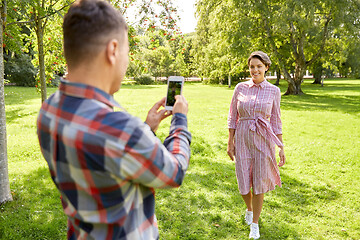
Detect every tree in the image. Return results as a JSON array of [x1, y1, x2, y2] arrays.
[[311, 60, 324, 84], [7, 0, 71, 102], [127, 25, 187, 80], [195, 0, 360, 94], [193, 0, 253, 85], [144, 46, 174, 80], [0, 0, 12, 205], [6, 0, 182, 101], [1, 0, 185, 204]]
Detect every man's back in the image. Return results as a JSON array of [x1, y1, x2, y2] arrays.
[[37, 80, 191, 239]]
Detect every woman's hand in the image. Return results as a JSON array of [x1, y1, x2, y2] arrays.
[[227, 142, 235, 161], [278, 147, 286, 167]]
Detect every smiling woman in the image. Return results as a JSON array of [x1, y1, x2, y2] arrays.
[[227, 51, 285, 239]]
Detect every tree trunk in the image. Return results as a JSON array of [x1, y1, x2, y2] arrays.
[[263, 17, 300, 95], [285, 62, 305, 95], [285, 25, 307, 95], [228, 73, 231, 88], [0, 0, 13, 204], [36, 16, 47, 102], [274, 67, 280, 86], [284, 78, 303, 95], [312, 76, 322, 84], [312, 61, 323, 84]]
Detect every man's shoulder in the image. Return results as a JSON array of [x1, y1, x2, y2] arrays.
[[100, 111, 143, 131], [40, 92, 146, 138]]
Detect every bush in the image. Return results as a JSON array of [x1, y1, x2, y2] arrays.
[[134, 74, 154, 85], [5, 54, 37, 87]]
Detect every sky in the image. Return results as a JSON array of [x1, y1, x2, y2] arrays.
[[125, 0, 197, 34], [173, 0, 197, 34]]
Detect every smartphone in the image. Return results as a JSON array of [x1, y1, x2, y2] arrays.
[[165, 76, 185, 111]]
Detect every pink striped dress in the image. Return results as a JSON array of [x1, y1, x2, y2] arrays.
[[228, 79, 283, 195]]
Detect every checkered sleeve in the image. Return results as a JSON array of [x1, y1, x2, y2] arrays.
[[107, 113, 191, 189]]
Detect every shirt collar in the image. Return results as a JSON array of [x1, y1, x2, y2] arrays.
[[246, 79, 267, 88], [59, 79, 122, 109]]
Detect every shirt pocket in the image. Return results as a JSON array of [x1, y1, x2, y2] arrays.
[[237, 92, 247, 102], [237, 93, 248, 110], [265, 100, 273, 115]]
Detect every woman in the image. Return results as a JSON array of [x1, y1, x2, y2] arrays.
[[227, 51, 286, 239]]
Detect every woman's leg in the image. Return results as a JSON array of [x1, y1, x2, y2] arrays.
[[241, 191, 253, 211], [252, 193, 264, 223]]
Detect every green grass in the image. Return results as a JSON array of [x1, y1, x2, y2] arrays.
[[1, 79, 360, 239]]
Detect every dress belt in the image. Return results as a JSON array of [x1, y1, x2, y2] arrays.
[[238, 117, 284, 147]]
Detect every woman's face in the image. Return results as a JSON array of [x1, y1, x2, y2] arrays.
[[249, 57, 268, 82]]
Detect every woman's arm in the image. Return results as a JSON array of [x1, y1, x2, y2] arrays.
[[271, 87, 286, 167], [227, 85, 240, 161], [227, 129, 236, 161], [276, 134, 286, 167]]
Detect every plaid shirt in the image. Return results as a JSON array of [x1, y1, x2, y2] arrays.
[[37, 80, 191, 240]]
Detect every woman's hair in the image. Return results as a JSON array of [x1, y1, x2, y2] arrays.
[[247, 51, 271, 67], [63, 0, 128, 69]]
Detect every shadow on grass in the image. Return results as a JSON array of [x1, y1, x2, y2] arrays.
[[5, 107, 38, 124], [4, 86, 52, 106], [279, 173, 340, 205], [277, 81, 360, 115], [0, 166, 66, 240], [156, 135, 341, 239], [260, 173, 340, 239], [281, 93, 360, 115]]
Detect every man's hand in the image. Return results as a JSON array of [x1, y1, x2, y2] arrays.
[[173, 95, 188, 115], [145, 97, 171, 133]]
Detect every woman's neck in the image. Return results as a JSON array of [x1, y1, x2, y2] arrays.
[[252, 78, 265, 85]]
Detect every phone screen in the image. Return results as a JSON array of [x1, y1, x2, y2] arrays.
[[166, 81, 183, 107]]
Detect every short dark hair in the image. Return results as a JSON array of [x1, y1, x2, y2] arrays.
[[63, 0, 128, 68]]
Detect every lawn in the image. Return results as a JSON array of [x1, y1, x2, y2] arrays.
[[1, 79, 359, 239]]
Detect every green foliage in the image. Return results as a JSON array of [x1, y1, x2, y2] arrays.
[[127, 29, 190, 79], [194, 0, 360, 92], [134, 74, 154, 85], [5, 0, 185, 92], [145, 46, 175, 78], [5, 54, 36, 87]]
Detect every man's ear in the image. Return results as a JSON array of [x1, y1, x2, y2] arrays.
[[106, 39, 119, 65]]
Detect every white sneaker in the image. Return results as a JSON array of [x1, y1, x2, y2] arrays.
[[245, 210, 253, 225], [249, 223, 260, 239]]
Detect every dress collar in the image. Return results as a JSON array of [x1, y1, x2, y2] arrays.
[[246, 79, 267, 88], [59, 79, 122, 109]]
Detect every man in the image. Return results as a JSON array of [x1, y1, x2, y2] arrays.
[[36, 0, 191, 239]]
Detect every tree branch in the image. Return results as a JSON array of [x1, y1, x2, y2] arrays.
[[306, 13, 332, 66], [263, 16, 293, 83], [206, 0, 223, 15], [5, 0, 75, 27], [299, 30, 306, 63], [6, 20, 34, 26], [289, 22, 299, 60]]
